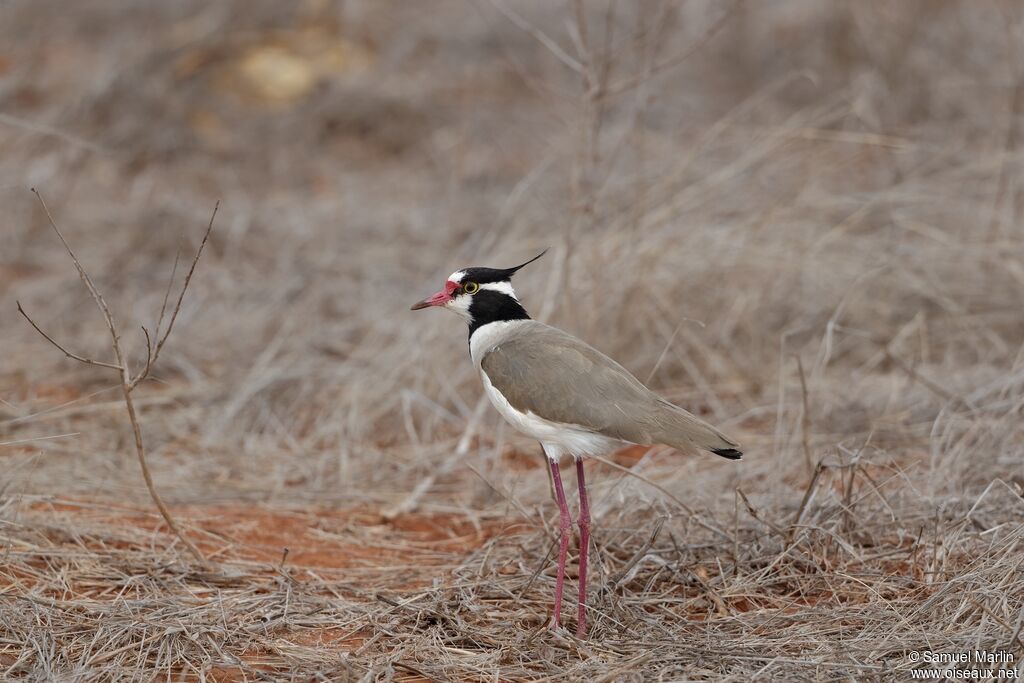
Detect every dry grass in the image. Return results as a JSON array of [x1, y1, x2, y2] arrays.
[[2, 0, 1024, 680]]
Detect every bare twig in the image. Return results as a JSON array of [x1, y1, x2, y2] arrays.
[[611, 516, 665, 588], [486, 0, 583, 73], [0, 432, 80, 448], [22, 189, 215, 565], [836, 323, 968, 407], [736, 488, 787, 538], [154, 247, 181, 344], [589, 453, 733, 544], [794, 355, 813, 476], [15, 302, 122, 371], [602, 0, 741, 98], [0, 112, 108, 153], [139, 326, 153, 379], [881, 345, 962, 406], [130, 202, 218, 391], [788, 460, 826, 542], [382, 398, 490, 520]]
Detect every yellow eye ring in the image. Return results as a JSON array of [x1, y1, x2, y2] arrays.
[[463, 281, 480, 294]]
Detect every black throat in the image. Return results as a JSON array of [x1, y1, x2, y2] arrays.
[[467, 289, 531, 340]]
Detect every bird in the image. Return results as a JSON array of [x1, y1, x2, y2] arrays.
[[411, 252, 741, 637]]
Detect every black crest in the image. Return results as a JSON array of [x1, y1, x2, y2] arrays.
[[459, 250, 547, 286]]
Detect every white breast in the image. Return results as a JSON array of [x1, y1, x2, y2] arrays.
[[468, 319, 526, 365], [470, 320, 622, 461]]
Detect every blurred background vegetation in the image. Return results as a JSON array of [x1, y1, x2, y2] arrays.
[[2, 1, 1023, 679], [4, 1, 1021, 499]]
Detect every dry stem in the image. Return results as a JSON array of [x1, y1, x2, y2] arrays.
[[17, 189, 216, 566]]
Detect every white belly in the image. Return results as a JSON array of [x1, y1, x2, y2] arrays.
[[478, 367, 621, 461]]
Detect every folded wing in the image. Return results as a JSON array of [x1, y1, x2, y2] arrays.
[[480, 322, 741, 459]]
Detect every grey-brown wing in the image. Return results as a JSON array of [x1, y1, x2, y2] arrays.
[[480, 326, 741, 456]]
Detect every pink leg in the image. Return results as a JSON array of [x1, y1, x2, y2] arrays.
[[575, 458, 591, 638], [549, 458, 572, 630]]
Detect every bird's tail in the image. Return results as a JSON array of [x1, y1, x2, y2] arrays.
[[651, 402, 742, 460]]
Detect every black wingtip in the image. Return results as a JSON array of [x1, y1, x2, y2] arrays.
[[712, 448, 743, 460]]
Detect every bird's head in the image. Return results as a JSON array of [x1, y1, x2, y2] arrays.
[[410, 251, 546, 324]]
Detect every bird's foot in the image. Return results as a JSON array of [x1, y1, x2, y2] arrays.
[[550, 615, 588, 640]]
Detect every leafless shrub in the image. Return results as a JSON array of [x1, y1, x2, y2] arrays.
[[16, 191, 217, 565]]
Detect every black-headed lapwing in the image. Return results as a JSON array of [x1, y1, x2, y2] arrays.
[[411, 252, 741, 637]]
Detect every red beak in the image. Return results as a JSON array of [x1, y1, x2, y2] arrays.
[[412, 280, 459, 310], [410, 290, 451, 310]]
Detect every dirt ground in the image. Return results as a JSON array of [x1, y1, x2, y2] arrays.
[[2, 1, 1024, 680]]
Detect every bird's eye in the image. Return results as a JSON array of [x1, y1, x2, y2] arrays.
[[463, 281, 480, 294]]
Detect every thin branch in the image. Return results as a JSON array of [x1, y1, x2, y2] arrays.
[[611, 516, 665, 588], [131, 202, 218, 391], [603, 0, 740, 99], [788, 460, 826, 542], [794, 354, 813, 476], [0, 112, 108, 153], [26, 189, 211, 566], [32, 189, 121, 347], [569, 0, 591, 85], [154, 246, 182, 343], [881, 346, 961, 405], [589, 453, 733, 544], [736, 488, 788, 538], [16, 302, 122, 371], [0, 432, 80, 448], [118, 360, 206, 565], [487, 0, 584, 74], [140, 326, 153, 380]]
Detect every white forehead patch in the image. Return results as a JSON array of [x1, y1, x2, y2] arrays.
[[448, 270, 466, 283]]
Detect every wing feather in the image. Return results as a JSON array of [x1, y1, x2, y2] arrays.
[[480, 323, 741, 458]]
